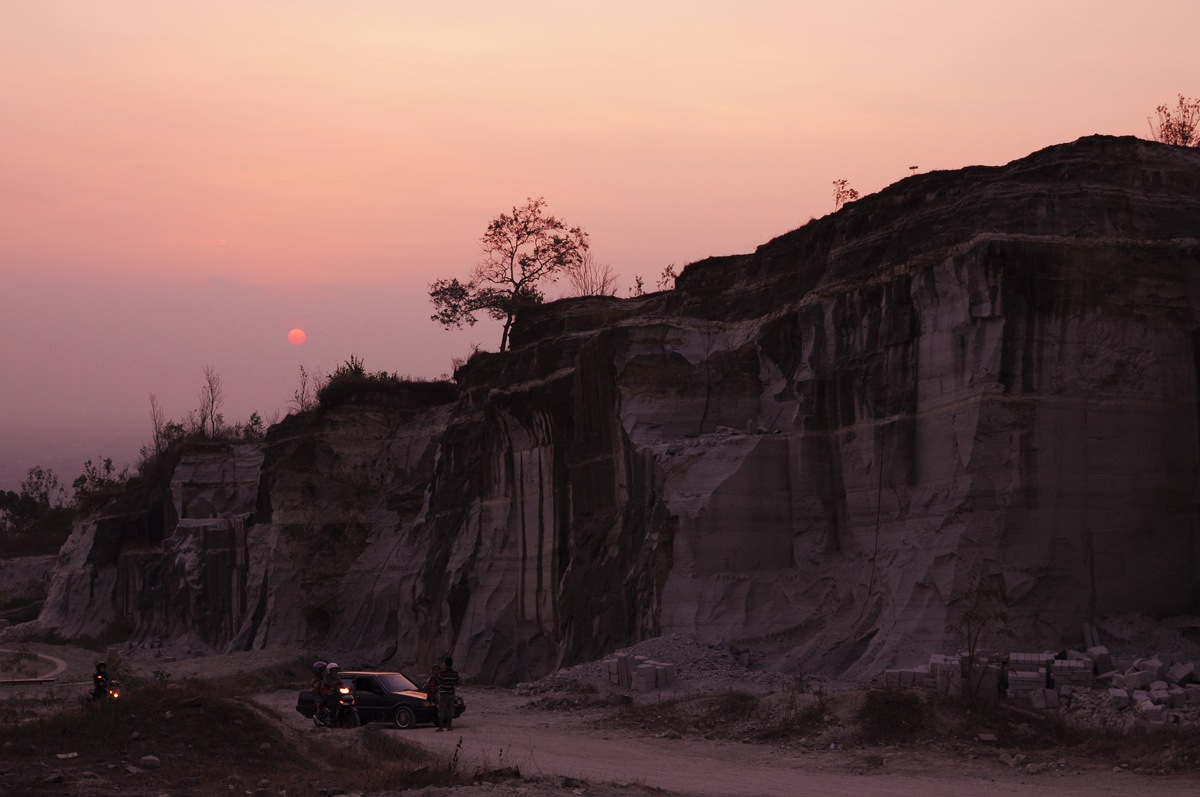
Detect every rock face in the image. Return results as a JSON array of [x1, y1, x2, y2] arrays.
[[0, 556, 55, 603], [31, 136, 1200, 683]]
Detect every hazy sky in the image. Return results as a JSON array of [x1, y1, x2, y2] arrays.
[[1, 1, 1196, 490]]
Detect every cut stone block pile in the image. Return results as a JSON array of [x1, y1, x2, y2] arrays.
[[885, 642, 1200, 731], [603, 653, 677, 691], [882, 653, 971, 698]]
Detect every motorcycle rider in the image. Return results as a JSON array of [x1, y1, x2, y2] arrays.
[[310, 660, 327, 720], [91, 661, 108, 701], [318, 662, 343, 724], [310, 661, 327, 696]]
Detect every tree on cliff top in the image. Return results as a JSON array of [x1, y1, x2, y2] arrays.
[[832, 179, 859, 210], [429, 197, 589, 352], [1148, 94, 1200, 146]]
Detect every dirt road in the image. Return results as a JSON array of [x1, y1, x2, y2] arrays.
[[5, 645, 1199, 796], [255, 686, 1199, 797]]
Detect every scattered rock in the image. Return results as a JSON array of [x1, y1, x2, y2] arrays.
[[139, 755, 161, 769]]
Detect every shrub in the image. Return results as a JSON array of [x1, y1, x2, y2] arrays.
[[855, 689, 930, 744], [317, 355, 458, 408]]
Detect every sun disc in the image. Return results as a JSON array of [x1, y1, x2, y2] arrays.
[[287, 328, 307, 346]]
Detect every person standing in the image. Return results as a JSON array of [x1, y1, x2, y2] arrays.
[[435, 656, 459, 731], [422, 665, 441, 728]]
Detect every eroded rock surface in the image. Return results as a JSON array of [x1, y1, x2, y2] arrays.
[[28, 136, 1200, 683]]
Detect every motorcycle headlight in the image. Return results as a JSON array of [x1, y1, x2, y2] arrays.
[[338, 686, 351, 694]]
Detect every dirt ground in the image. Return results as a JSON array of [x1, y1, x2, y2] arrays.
[[4, 642, 1200, 797], [253, 683, 1200, 797]]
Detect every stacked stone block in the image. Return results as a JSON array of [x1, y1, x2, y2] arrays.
[[880, 641, 1200, 731], [883, 653, 964, 698], [1052, 658, 1094, 688], [1007, 668, 1046, 702], [602, 653, 676, 691]]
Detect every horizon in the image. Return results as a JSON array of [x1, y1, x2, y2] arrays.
[[3, 1, 1198, 491]]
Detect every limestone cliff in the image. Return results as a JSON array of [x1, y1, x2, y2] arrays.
[[31, 136, 1200, 682]]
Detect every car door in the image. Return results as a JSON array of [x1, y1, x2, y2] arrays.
[[348, 675, 385, 721]]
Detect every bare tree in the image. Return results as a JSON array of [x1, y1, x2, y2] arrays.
[[198, 365, 224, 437], [429, 197, 589, 352], [833, 179, 859, 210], [566, 251, 619, 297], [148, 393, 166, 454], [657, 263, 678, 291], [1148, 94, 1200, 146], [289, 365, 320, 413], [946, 579, 1017, 709]]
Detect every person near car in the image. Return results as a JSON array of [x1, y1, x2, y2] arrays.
[[310, 660, 327, 698], [422, 664, 442, 727], [319, 662, 343, 722], [435, 657, 459, 731]]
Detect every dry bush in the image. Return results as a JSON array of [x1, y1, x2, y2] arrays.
[[607, 689, 762, 737], [748, 700, 827, 742], [523, 680, 625, 711], [1074, 726, 1200, 775], [706, 690, 759, 721], [855, 689, 931, 744]]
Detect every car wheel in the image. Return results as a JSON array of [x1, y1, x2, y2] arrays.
[[392, 706, 416, 729]]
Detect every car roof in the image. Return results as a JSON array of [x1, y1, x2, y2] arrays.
[[338, 671, 405, 677]]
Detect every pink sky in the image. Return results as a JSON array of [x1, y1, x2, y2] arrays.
[[1, 1, 1196, 490]]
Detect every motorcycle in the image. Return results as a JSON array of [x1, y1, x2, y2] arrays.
[[315, 685, 360, 728], [90, 676, 120, 702]]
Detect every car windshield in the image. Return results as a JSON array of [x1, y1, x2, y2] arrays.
[[374, 672, 418, 692]]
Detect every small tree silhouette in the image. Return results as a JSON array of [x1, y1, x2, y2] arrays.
[[832, 179, 859, 210], [657, 263, 678, 291], [566, 250, 618, 297], [946, 579, 1017, 709], [1148, 95, 1200, 146]]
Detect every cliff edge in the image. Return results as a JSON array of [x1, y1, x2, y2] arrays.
[[30, 136, 1200, 683]]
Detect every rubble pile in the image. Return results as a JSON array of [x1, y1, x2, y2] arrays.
[[885, 626, 1200, 734], [519, 634, 789, 697]]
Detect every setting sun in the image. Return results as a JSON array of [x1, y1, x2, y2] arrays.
[[287, 328, 307, 346]]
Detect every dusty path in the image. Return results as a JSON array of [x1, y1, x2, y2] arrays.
[[0, 648, 68, 680], [254, 686, 1199, 797]]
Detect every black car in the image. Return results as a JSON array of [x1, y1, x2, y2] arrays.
[[296, 671, 465, 729]]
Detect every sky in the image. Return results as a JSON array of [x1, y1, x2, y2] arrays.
[[1, 1, 1197, 491]]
